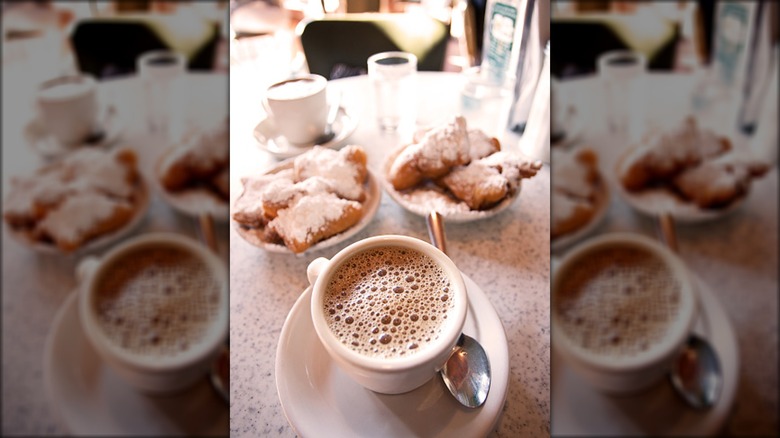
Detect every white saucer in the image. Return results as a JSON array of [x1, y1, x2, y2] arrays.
[[26, 105, 123, 161], [551, 107, 583, 149], [233, 160, 382, 255], [552, 272, 739, 436], [275, 273, 510, 437], [253, 106, 358, 159], [43, 292, 229, 436]]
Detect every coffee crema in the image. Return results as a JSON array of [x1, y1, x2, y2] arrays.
[[266, 78, 321, 100], [324, 247, 454, 359], [555, 247, 681, 357], [94, 246, 221, 357]]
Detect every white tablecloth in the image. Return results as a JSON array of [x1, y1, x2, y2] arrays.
[[229, 67, 552, 437], [554, 72, 778, 436], [1, 72, 228, 435]]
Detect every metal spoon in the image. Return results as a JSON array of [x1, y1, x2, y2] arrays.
[[426, 211, 491, 408], [657, 213, 722, 409]]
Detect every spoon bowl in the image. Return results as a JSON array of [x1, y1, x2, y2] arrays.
[[426, 211, 491, 408], [669, 334, 722, 410]]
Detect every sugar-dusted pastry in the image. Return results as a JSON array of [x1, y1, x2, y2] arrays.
[[551, 147, 602, 239], [3, 147, 142, 252], [672, 153, 770, 208], [159, 120, 229, 191], [620, 118, 731, 191], [388, 116, 470, 190], [232, 170, 294, 227], [467, 129, 501, 161], [267, 193, 363, 253], [210, 167, 230, 200], [294, 145, 367, 201], [552, 191, 596, 239], [62, 148, 139, 198], [34, 193, 134, 252], [440, 152, 541, 210], [553, 148, 599, 199]]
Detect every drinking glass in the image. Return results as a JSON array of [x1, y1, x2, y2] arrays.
[[459, 66, 514, 140], [598, 50, 647, 141], [137, 50, 186, 139], [367, 51, 417, 132]]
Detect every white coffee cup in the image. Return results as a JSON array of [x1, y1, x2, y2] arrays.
[[264, 74, 328, 145], [77, 233, 228, 394], [36, 74, 98, 146], [552, 233, 698, 394], [307, 235, 468, 394]]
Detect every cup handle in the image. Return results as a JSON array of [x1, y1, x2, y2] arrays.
[[76, 256, 100, 284], [307, 257, 330, 286]]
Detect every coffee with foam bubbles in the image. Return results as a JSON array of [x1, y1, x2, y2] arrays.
[[324, 246, 455, 359], [555, 246, 681, 357], [94, 246, 222, 357]]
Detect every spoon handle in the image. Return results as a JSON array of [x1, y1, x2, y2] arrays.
[[198, 213, 218, 253], [426, 211, 447, 255], [657, 212, 679, 253]]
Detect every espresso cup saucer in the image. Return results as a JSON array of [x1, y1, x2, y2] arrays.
[[253, 106, 358, 159], [551, 107, 583, 149], [275, 273, 510, 437], [26, 105, 123, 161], [551, 272, 738, 436], [43, 292, 228, 436]]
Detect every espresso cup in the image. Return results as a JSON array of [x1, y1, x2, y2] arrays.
[[36, 74, 98, 146], [552, 233, 698, 394], [307, 235, 468, 394], [264, 74, 328, 145], [77, 233, 228, 394]]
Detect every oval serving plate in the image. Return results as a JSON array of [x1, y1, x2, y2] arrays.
[[232, 159, 381, 255], [6, 177, 150, 256], [613, 147, 745, 223], [381, 146, 521, 223]]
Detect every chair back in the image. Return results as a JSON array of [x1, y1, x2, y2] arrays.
[[299, 13, 449, 79]]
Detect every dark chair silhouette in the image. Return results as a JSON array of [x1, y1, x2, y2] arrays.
[[298, 14, 450, 80], [71, 19, 220, 79], [551, 20, 678, 78]]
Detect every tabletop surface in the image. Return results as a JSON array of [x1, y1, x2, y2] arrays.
[[1, 72, 229, 435], [553, 73, 778, 436], [228, 68, 552, 437]]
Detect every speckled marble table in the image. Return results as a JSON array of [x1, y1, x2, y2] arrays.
[[2, 74, 229, 436], [229, 69, 551, 437], [552, 74, 778, 436]]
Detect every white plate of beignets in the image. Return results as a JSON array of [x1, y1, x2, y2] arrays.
[[232, 145, 381, 255], [615, 118, 770, 222], [3, 148, 150, 255], [551, 147, 609, 253], [155, 120, 229, 222], [383, 116, 542, 223]]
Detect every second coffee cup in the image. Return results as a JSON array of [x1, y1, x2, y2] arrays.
[[307, 235, 468, 394], [264, 74, 328, 145]]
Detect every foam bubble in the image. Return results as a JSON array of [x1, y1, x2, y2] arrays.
[[324, 247, 454, 359]]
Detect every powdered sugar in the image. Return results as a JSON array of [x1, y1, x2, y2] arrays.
[[271, 193, 359, 245], [294, 146, 365, 200]]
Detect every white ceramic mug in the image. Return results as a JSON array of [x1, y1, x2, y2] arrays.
[[36, 74, 98, 146], [77, 233, 228, 394], [307, 235, 468, 394], [264, 74, 328, 145], [552, 233, 698, 394]]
